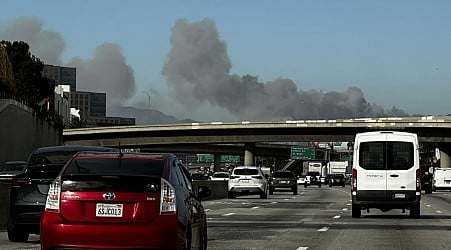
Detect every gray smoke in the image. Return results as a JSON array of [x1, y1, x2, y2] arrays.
[[0, 17, 65, 65], [162, 18, 408, 120], [0, 17, 136, 108], [67, 43, 136, 107]]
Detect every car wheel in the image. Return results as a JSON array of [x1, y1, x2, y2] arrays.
[[425, 185, 432, 194], [7, 226, 28, 243], [260, 192, 268, 199], [269, 188, 274, 195], [352, 205, 361, 218], [293, 186, 298, 195], [410, 204, 421, 218], [304, 184, 308, 188], [318, 184, 322, 188], [227, 191, 236, 199]]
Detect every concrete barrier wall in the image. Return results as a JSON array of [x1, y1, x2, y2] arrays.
[[192, 180, 228, 200], [0, 99, 62, 164]]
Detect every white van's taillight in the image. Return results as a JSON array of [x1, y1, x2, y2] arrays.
[[352, 169, 357, 192], [416, 169, 421, 191], [160, 179, 176, 215], [45, 176, 61, 213]]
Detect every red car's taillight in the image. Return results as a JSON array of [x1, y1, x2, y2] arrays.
[[45, 176, 61, 213], [160, 179, 176, 215], [352, 169, 357, 192]]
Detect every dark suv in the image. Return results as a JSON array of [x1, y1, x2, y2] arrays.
[[327, 174, 346, 187], [7, 145, 118, 242], [269, 171, 298, 195]]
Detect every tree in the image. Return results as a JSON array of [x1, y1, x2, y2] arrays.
[[0, 40, 54, 106], [0, 43, 16, 94]]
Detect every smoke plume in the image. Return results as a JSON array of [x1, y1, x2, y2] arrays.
[[162, 18, 408, 120], [0, 17, 136, 107], [67, 44, 136, 107], [0, 17, 65, 65]]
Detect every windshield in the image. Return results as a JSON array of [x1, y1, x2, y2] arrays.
[[233, 169, 259, 176], [2, 1, 449, 249]]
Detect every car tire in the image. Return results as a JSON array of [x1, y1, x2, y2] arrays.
[[352, 205, 361, 218], [260, 192, 268, 199], [304, 184, 308, 188], [293, 186, 298, 195], [318, 184, 322, 188], [269, 188, 274, 195], [7, 226, 28, 243], [227, 191, 236, 199], [410, 204, 421, 218], [329, 184, 332, 187]]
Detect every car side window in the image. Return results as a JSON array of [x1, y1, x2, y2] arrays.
[[172, 161, 187, 189], [178, 163, 194, 192]]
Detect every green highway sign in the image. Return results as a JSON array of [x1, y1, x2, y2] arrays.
[[291, 146, 315, 160], [197, 154, 241, 163]]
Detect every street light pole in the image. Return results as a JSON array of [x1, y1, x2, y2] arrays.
[[142, 90, 151, 124]]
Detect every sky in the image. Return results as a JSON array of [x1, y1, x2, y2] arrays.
[[1, 0, 450, 122]]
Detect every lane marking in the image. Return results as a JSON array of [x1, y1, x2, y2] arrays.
[[318, 227, 329, 232], [205, 209, 211, 212], [342, 208, 348, 211], [271, 201, 277, 204], [296, 247, 309, 250], [223, 213, 235, 216], [426, 205, 432, 207], [251, 206, 260, 209], [436, 210, 443, 214], [333, 215, 341, 219]]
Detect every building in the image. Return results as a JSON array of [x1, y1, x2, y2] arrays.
[[70, 91, 106, 119], [42, 65, 76, 91], [43, 64, 135, 128]]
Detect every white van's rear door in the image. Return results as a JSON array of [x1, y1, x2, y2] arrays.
[[385, 133, 417, 192]]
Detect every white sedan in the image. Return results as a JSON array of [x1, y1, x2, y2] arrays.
[[209, 171, 230, 181]]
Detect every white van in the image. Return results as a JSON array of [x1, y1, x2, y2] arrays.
[[433, 168, 451, 191], [351, 131, 421, 218]]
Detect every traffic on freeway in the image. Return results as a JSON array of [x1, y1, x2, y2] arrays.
[[2, 185, 451, 250]]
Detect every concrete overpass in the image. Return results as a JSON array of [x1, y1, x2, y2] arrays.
[[63, 116, 451, 168]]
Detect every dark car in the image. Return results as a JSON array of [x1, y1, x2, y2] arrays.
[[7, 145, 118, 242], [0, 161, 26, 183], [191, 172, 209, 180], [40, 152, 211, 250], [327, 174, 346, 187], [269, 171, 298, 195]]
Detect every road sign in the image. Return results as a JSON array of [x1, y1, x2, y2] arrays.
[[197, 154, 240, 163], [291, 146, 315, 160]]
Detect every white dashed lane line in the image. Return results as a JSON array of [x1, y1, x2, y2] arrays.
[[318, 227, 329, 232], [223, 213, 235, 216], [251, 206, 260, 209], [333, 215, 341, 219]]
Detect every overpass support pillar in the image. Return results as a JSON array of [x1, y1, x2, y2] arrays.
[[439, 143, 451, 168], [244, 143, 256, 166], [214, 153, 221, 172]]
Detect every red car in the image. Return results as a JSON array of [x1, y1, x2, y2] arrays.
[[40, 152, 211, 250]]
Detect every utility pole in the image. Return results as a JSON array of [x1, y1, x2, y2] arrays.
[[142, 90, 151, 124]]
